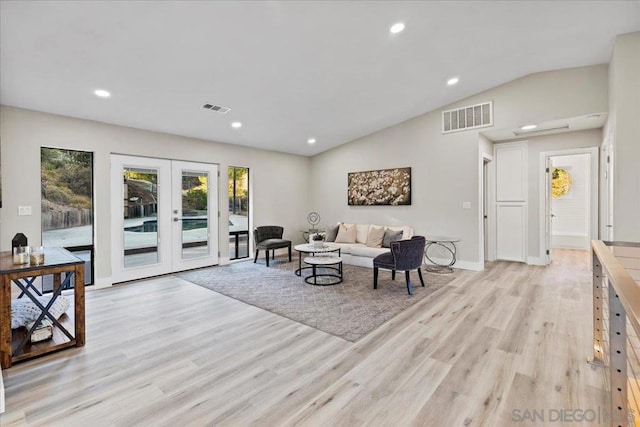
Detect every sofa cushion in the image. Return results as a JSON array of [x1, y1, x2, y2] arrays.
[[356, 224, 370, 244], [365, 226, 385, 248], [350, 245, 389, 258], [382, 229, 403, 248], [332, 243, 360, 254], [335, 223, 357, 243]]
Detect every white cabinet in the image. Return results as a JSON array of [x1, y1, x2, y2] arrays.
[[495, 142, 527, 262], [496, 203, 526, 261]]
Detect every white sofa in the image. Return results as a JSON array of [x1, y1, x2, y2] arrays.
[[313, 223, 414, 268]]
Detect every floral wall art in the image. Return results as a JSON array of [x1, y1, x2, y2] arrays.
[[347, 167, 411, 206]]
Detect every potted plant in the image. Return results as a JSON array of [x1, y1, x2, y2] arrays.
[[312, 232, 325, 249]]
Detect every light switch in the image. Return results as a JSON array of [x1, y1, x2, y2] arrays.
[[18, 206, 32, 216], [462, 202, 471, 209]]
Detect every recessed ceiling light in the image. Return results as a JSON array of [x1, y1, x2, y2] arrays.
[[520, 124, 537, 131], [307, 138, 316, 144], [94, 89, 111, 98], [390, 23, 405, 34], [231, 121, 242, 129], [447, 77, 459, 86]]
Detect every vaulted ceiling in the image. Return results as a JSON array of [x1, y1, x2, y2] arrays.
[[1, 1, 639, 156]]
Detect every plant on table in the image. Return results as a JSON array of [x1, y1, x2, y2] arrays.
[[312, 232, 325, 248]]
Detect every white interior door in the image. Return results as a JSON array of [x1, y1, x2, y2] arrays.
[[111, 155, 218, 283], [545, 157, 553, 264]]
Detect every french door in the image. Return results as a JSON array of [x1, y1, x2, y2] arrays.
[[111, 155, 218, 283]]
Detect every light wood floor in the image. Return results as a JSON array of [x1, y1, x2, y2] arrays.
[[0, 250, 607, 426]]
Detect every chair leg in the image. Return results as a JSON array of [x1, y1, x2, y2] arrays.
[[288, 244, 292, 261], [417, 268, 425, 287], [392, 270, 396, 281], [405, 270, 413, 295], [373, 267, 379, 289], [254, 249, 259, 263], [266, 250, 270, 267]]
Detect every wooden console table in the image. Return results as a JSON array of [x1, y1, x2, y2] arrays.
[[0, 247, 84, 368]]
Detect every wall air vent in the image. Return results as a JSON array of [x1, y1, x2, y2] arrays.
[[442, 101, 493, 134], [202, 103, 231, 114]]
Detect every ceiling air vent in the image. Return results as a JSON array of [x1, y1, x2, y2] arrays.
[[202, 103, 231, 114], [442, 101, 493, 134]]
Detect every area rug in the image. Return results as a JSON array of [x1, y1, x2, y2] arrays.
[[177, 257, 458, 342]]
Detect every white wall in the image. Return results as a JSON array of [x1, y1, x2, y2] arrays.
[[0, 106, 311, 286], [607, 32, 640, 242], [551, 153, 590, 249], [310, 65, 608, 269]]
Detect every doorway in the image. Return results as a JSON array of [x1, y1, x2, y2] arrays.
[[111, 155, 219, 283], [539, 147, 598, 264], [481, 153, 494, 263]]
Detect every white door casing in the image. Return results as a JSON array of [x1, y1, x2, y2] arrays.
[[538, 147, 599, 264], [545, 156, 553, 264]]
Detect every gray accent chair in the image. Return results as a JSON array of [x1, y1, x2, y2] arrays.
[[373, 235, 426, 295], [253, 226, 292, 267]]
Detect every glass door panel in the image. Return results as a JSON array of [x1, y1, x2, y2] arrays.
[[123, 167, 159, 268], [180, 170, 210, 259]]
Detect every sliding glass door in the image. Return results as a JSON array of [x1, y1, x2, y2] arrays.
[[111, 155, 218, 283]]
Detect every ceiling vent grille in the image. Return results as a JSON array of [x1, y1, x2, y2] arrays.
[[202, 103, 231, 114], [442, 101, 493, 134]]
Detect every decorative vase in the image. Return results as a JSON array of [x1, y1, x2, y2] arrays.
[[313, 240, 324, 249]]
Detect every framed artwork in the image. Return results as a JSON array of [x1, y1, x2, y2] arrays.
[[348, 167, 411, 206]]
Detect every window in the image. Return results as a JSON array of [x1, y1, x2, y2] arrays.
[[228, 167, 249, 260], [41, 147, 94, 287]]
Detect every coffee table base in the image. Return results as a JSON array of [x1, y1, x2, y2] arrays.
[[303, 257, 343, 286]]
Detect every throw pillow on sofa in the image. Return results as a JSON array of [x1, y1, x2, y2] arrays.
[[324, 225, 339, 242], [365, 226, 385, 248], [382, 229, 403, 248], [335, 223, 357, 243], [356, 224, 370, 244]]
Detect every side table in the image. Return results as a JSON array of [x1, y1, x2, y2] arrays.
[[424, 237, 460, 274], [0, 247, 85, 368]]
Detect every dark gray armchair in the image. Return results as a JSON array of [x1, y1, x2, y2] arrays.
[[373, 235, 426, 295], [253, 226, 292, 267]]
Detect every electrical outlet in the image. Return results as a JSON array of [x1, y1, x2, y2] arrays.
[[462, 202, 471, 209], [18, 206, 32, 216]]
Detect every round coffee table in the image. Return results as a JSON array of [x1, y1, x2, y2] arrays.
[[303, 256, 343, 285], [294, 243, 341, 276]]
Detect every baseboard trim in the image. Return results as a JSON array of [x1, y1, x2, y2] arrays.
[[426, 257, 484, 271], [92, 277, 113, 289], [219, 257, 230, 266], [527, 256, 546, 266]]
